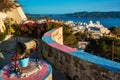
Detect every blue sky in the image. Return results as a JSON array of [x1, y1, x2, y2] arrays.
[[18, 0, 120, 14]]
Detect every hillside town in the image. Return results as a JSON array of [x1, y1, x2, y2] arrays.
[[35, 19, 111, 50], [64, 20, 110, 38], [36, 19, 110, 39]]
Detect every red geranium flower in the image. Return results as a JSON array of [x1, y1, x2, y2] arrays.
[[27, 22, 34, 25]]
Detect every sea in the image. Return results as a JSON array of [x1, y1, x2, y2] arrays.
[[30, 14, 120, 28], [49, 15, 120, 28]]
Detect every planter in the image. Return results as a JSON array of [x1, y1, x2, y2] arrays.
[[19, 57, 29, 67]]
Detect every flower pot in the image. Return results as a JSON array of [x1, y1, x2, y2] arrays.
[[19, 57, 29, 67]]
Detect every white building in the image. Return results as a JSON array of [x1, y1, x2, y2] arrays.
[[78, 41, 89, 50], [64, 21, 76, 27], [88, 21, 110, 34]]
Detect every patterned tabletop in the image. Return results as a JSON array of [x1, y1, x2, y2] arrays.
[[0, 59, 52, 80]]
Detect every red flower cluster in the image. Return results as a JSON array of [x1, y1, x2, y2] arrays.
[[19, 21, 38, 37], [20, 22, 37, 32], [0, 34, 2, 37], [8, 54, 18, 61], [18, 21, 61, 38]]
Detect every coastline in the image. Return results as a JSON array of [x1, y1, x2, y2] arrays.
[[26, 14, 120, 28]]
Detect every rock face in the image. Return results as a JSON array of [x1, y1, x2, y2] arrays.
[[0, 6, 27, 24], [0, 3, 27, 33], [0, 17, 5, 32]]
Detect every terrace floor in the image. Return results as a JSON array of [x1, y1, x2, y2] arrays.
[[53, 69, 68, 80]]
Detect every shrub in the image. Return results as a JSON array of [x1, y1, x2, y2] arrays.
[[4, 17, 16, 35], [18, 21, 60, 38], [0, 32, 7, 41]]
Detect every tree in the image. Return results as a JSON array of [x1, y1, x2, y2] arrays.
[[75, 31, 88, 41], [109, 26, 120, 37], [63, 25, 77, 48], [85, 36, 120, 62], [0, 0, 19, 12]]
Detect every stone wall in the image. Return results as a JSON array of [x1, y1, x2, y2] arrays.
[[42, 27, 120, 80]]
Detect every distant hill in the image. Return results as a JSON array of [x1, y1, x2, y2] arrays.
[[25, 13, 57, 18], [64, 11, 120, 18]]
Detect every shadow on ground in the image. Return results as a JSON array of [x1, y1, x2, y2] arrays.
[[52, 69, 68, 80]]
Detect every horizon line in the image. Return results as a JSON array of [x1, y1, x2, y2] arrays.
[[25, 11, 120, 15]]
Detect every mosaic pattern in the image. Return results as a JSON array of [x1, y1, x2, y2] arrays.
[[0, 59, 52, 80]]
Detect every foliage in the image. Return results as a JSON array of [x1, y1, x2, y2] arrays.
[[114, 47, 120, 62], [17, 21, 60, 38], [26, 14, 52, 21], [0, 0, 19, 12], [85, 36, 120, 62], [17, 21, 37, 37], [63, 25, 77, 48], [0, 32, 6, 41], [109, 26, 120, 37], [75, 31, 89, 41], [4, 17, 16, 35]]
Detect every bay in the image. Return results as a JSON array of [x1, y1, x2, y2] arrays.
[[49, 15, 120, 28]]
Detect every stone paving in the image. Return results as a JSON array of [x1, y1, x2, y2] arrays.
[[52, 69, 69, 80]]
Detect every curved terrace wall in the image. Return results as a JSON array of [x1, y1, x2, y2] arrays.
[[42, 27, 120, 80]]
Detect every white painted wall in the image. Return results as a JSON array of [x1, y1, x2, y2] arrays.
[[0, 6, 27, 32], [51, 27, 63, 45]]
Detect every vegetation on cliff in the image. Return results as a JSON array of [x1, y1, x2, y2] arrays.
[[0, 0, 19, 12]]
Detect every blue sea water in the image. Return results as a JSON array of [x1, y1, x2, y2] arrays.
[[49, 15, 120, 28]]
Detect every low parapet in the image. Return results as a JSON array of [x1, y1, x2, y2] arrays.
[[42, 27, 120, 80]]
